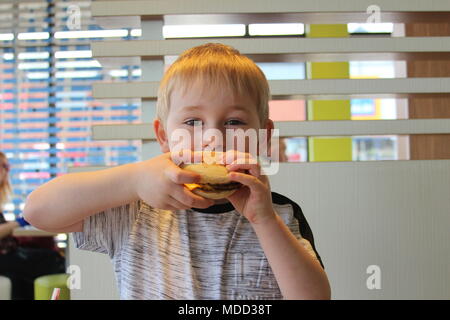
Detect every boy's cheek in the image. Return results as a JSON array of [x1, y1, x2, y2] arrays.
[[167, 134, 195, 158]]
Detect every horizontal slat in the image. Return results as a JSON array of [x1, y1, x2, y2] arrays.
[[91, 119, 450, 141], [277, 119, 450, 136], [99, 52, 450, 63], [91, 38, 450, 58], [270, 78, 450, 96], [92, 123, 155, 140], [93, 78, 450, 99], [96, 56, 141, 69], [93, 81, 158, 98], [162, 12, 450, 25], [91, 0, 450, 16], [93, 16, 141, 29]]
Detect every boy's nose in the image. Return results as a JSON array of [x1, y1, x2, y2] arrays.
[[201, 127, 226, 152], [202, 139, 224, 152]]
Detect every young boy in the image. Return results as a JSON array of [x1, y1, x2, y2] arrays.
[[23, 43, 331, 300]]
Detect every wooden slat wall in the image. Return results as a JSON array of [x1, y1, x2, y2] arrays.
[[406, 22, 450, 160]]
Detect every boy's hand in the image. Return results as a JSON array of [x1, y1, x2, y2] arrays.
[[134, 153, 214, 211], [224, 151, 276, 225]]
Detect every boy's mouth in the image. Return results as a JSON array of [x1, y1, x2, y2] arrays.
[[185, 182, 242, 192], [181, 159, 242, 200]]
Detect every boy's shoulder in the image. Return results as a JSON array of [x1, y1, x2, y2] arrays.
[[271, 191, 324, 268], [271, 191, 301, 206], [271, 191, 304, 217], [271, 191, 312, 229]]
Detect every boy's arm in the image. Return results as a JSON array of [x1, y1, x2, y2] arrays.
[[226, 155, 331, 300], [23, 153, 211, 233], [23, 163, 140, 232], [252, 214, 331, 300]]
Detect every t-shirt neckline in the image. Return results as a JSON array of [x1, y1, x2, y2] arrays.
[[191, 201, 235, 214]]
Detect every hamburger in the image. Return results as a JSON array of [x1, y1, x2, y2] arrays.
[[182, 162, 242, 200]]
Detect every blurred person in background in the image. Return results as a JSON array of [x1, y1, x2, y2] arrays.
[[0, 151, 65, 300]]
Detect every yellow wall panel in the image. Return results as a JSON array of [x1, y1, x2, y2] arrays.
[[306, 24, 352, 162], [308, 100, 351, 120], [308, 137, 353, 162]]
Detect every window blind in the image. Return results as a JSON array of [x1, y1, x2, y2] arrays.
[[0, 0, 141, 217]]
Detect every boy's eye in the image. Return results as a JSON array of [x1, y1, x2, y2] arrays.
[[184, 119, 203, 126], [225, 119, 245, 126]]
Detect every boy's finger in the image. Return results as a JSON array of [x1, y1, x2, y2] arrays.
[[228, 171, 264, 192], [224, 150, 258, 165], [174, 185, 215, 209], [226, 163, 261, 178], [165, 165, 201, 184], [169, 149, 199, 165], [168, 196, 191, 210]]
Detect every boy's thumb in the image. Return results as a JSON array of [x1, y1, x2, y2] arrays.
[[165, 165, 201, 184]]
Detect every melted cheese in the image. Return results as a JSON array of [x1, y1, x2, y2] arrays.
[[184, 183, 201, 191]]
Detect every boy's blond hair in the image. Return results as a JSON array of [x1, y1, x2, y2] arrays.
[[156, 43, 270, 125]]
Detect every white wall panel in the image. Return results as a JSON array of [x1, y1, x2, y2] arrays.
[[269, 160, 450, 299]]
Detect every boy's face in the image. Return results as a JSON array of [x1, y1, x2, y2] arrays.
[[155, 79, 273, 156]]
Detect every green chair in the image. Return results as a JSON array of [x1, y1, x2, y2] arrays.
[[34, 274, 70, 300]]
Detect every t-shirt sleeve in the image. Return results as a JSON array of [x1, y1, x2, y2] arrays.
[[72, 200, 140, 258], [272, 192, 325, 269], [292, 206, 325, 269]]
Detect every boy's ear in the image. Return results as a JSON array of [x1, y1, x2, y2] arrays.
[[153, 119, 170, 153], [265, 118, 275, 148]]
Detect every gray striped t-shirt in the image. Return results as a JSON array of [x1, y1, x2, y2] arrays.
[[73, 192, 323, 300]]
